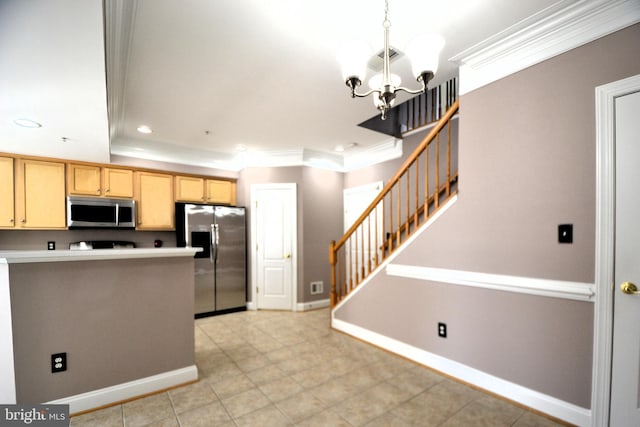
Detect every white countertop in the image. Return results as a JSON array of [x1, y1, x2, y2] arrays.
[[0, 247, 202, 264]]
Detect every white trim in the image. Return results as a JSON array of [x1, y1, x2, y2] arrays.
[[0, 248, 200, 264], [112, 140, 404, 174], [386, 264, 595, 302], [331, 317, 590, 426], [47, 365, 197, 414], [246, 301, 257, 311], [592, 74, 640, 427], [296, 299, 330, 311], [342, 138, 403, 172], [0, 263, 16, 404], [450, 0, 640, 95], [333, 195, 458, 312], [105, 0, 138, 139]]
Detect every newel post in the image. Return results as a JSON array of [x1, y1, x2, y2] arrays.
[[329, 240, 337, 308]]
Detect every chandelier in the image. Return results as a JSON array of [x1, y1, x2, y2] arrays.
[[337, 0, 444, 120]]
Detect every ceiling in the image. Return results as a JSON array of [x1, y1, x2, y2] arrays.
[[1, 0, 564, 171]]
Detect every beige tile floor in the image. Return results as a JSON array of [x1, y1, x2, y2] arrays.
[[70, 308, 566, 427]]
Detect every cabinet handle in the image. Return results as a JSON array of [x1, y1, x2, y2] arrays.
[[21, 218, 26, 223], [9, 218, 14, 223], [105, 188, 110, 193]]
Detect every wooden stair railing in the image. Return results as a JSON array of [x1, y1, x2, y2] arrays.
[[329, 99, 460, 308]]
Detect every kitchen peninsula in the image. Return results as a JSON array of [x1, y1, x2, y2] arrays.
[[0, 247, 200, 414]]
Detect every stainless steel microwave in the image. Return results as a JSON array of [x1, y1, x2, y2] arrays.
[[67, 196, 136, 229]]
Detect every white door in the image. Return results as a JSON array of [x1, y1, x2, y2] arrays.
[[610, 90, 640, 425], [343, 182, 383, 284], [251, 184, 296, 310]]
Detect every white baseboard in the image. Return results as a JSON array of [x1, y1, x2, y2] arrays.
[[296, 299, 330, 311], [331, 318, 590, 426], [247, 300, 329, 311], [47, 365, 198, 414]]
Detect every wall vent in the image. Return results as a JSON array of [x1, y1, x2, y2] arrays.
[[310, 281, 323, 295], [368, 47, 403, 72]]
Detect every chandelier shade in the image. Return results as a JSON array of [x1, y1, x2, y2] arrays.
[[405, 34, 445, 81], [336, 40, 372, 84]]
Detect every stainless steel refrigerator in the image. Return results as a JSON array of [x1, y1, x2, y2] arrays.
[[176, 203, 247, 318]]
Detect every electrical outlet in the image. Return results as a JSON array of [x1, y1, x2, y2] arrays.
[[438, 322, 447, 338], [51, 352, 67, 373], [47, 241, 55, 250]]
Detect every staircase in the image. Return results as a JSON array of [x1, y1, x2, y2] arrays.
[[329, 99, 460, 307]]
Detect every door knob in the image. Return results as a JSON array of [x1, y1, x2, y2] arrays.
[[285, 253, 291, 259], [620, 282, 640, 295]]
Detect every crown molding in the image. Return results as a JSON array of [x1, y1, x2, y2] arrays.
[[111, 136, 404, 173], [104, 0, 138, 140], [450, 0, 640, 95], [343, 138, 403, 171]]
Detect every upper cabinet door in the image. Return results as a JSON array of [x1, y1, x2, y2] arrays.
[[15, 159, 66, 229], [206, 179, 235, 205], [0, 157, 15, 227], [135, 171, 175, 230], [103, 168, 133, 198], [68, 164, 101, 196], [175, 176, 205, 202]]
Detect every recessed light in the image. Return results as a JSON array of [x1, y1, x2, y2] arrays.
[[334, 145, 345, 152], [13, 118, 42, 128], [137, 125, 152, 134]]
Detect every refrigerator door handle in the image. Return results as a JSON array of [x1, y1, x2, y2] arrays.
[[212, 223, 220, 264], [214, 224, 218, 264]]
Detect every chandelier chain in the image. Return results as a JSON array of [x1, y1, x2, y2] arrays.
[[383, 0, 390, 28]]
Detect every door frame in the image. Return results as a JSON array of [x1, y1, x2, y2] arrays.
[[249, 183, 298, 311], [592, 73, 640, 427]]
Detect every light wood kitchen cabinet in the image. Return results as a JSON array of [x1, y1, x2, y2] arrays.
[[103, 168, 134, 198], [175, 175, 236, 205], [15, 159, 66, 229], [0, 157, 15, 227], [134, 171, 174, 230], [68, 164, 133, 198], [206, 179, 235, 205], [175, 175, 205, 202]]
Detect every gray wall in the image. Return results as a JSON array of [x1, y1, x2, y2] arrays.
[[0, 229, 176, 251], [301, 167, 344, 301], [237, 166, 344, 304], [10, 257, 195, 403], [335, 23, 640, 409]]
